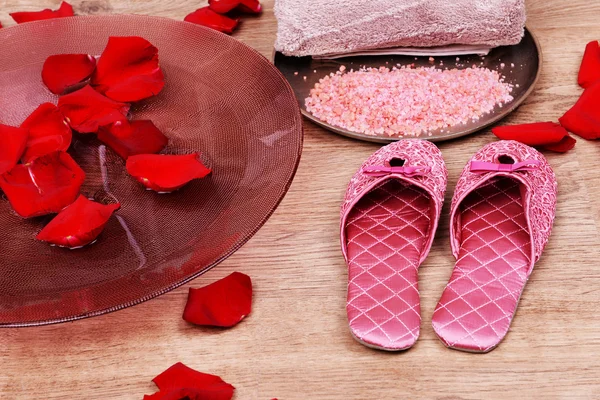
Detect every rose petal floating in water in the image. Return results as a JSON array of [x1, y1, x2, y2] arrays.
[[209, 0, 262, 14], [0, 124, 28, 175], [20, 103, 72, 162], [98, 120, 168, 160], [578, 41, 600, 89], [42, 54, 97, 95], [183, 272, 252, 328], [10, 1, 74, 24], [91, 36, 165, 102], [0, 151, 85, 218], [126, 153, 211, 192], [559, 82, 600, 140], [492, 122, 576, 153], [36, 195, 120, 248], [184, 7, 240, 34], [58, 85, 129, 133], [144, 362, 235, 400]]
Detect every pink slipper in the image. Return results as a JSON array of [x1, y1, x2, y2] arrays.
[[341, 140, 447, 350], [432, 140, 557, 353]]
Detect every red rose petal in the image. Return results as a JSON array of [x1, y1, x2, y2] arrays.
[[10, 1, 74, 24], [183, 272, 252, 327], [36, 195, 120, 248], [559, 82, 600, 140], [543, 134, 577, 153], [97, 120, 168, 160], [208, 0, 239, 13], [184, 7, 240, 34], [578, 41, 600, 89], [0, 151, 85, 218], [0, 124, 28, 175], [126, 153, 211, 192], [491, 121, 576, 152], [237, 0, 262, 13], [91, 36, 165, 102], [208, 0, 262, 14], [58, 85, 130, 133], [153, 363, 235, 393], [42, 54, 97, 95], [144, 387, 235, 400], [20, 103, 72, 162], [144, 362, 235, 400]]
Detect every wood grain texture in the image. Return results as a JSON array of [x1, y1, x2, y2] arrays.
[[1, 0, 600, 398]]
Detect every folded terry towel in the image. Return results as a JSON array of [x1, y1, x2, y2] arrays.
[[312, 44, 492, 60], [275, 0, 526, 57]]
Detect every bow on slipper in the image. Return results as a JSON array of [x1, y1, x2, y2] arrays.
[[362, 165, 431, 177], [470, 159, 541, 174]]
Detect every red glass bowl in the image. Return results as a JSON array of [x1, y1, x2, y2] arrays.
[[0, 15, 303, 327]]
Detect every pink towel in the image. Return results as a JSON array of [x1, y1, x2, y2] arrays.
[[274, 0, 526, 57]]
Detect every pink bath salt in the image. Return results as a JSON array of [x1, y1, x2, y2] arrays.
[[305, 66, 514, 137]]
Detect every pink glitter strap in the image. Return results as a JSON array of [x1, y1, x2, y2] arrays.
[[362, 165, 431, 178], [470, 159, 541, 174]]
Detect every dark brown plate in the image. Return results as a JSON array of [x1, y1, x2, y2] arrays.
[[274, 28, 541, 143], [0, 15, 303, 327]]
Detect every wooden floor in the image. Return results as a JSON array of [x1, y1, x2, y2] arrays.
[[1, 1, 599, 398]]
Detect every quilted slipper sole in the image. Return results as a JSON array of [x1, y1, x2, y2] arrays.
[[350, 331, 414, 352], [445, 288, 526, 354], [345, 179, 432, 351], [432, 176, 532, 353]]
